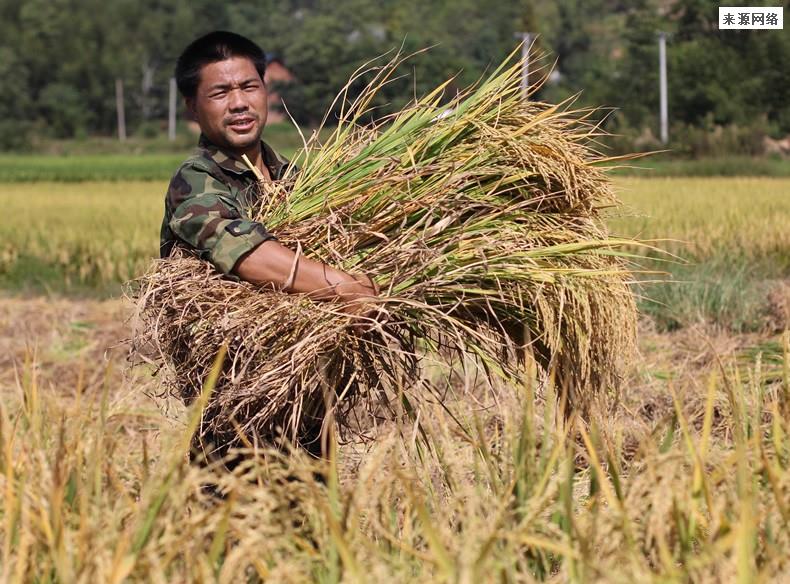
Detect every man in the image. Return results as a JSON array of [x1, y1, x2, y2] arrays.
[[161, 31, 378, 464]]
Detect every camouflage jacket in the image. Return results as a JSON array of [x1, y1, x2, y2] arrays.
[[160, 134, 293, 276]]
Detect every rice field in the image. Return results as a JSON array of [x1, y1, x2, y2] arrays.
[[0, 175, 788, 582], [1, 177, 786, 284], [0, 181, 162, 291], [1, 178, 787, 319], [611, 178, 789, 332], [611, 177, 790, 266]]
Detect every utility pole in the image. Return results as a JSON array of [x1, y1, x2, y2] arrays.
[[168, 77, 177, 141], [658, 32, 668, 144], [513, 32, 534, 100], [115, 78, 127, 142]]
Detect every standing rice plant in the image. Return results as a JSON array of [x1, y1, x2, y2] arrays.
[[3, 337, 789, 581], [132, 48, 639, 451]]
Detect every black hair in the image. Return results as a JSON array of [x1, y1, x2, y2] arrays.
[[175, 31, 267, 99]]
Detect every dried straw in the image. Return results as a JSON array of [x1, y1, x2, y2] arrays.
[[131, 49, 639, 452]]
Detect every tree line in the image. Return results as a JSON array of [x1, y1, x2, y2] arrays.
[[0, 0, 788, 154]]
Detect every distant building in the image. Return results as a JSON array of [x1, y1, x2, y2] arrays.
[[264, 54, 295, 124]]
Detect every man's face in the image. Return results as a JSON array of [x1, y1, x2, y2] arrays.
[[188, 56, 268, 153]]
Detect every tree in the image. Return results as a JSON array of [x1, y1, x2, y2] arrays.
[[0, 0, 787, 150]]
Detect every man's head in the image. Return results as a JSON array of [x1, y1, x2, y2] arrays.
[[176, 31, 268, 154]]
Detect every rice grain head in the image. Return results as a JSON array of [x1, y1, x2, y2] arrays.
[[131, 48, 639, 451]]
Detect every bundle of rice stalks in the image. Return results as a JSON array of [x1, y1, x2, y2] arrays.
[[132, 50, 638, 453]]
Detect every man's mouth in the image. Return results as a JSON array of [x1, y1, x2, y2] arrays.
[[226, 116, 257, 133]]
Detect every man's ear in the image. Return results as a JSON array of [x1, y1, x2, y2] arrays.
[[185, 98, 197, 121]]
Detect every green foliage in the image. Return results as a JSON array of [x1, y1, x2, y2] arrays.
[[669, 117, 774, 157], [0, 155, 186, 182], [2, 151, 788, 184], [0, 0, 788, 152], [533, 0, 790, 154], [0, 46, 33, 149], [638, 258, 776, 333], [268, 0, 523, 125], [39, 83, 92, 139], [0, 0, 225, 143]]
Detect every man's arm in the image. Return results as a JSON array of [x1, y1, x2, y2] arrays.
[[166, 162, 377, 302], [234, 240, 377, 301]]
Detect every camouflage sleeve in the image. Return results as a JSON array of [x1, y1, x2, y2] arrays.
[[166, 162, 276, 275]]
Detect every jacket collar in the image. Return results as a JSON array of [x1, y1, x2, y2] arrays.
[[197, 134, 291, 180]]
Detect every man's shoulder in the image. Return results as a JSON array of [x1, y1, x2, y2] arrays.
[[171, 149, 224, 182], [165, 152, 230, 209], [165, 136, 294, 206]]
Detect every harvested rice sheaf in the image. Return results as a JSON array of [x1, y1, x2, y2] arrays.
[[132, 51, 639, 452]]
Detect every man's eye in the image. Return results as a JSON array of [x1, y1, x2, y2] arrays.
[[243, 84, 259, 91], [210, 91, 227, 99]]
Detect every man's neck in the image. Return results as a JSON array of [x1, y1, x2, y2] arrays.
[[199, 134, 272, 179]]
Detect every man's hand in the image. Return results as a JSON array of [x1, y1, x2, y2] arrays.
[[335, 272, 379, 300], [336, 273, 385, 334]]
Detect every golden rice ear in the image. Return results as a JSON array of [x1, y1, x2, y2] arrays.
[[131, 48, 639, 449]]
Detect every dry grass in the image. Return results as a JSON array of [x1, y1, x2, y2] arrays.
[[0, 297, 788, 582]]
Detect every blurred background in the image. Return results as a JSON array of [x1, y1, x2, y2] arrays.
[[0, 0, 788, 169]]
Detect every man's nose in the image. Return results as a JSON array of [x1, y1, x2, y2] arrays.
[[227, 88, 248, 111]]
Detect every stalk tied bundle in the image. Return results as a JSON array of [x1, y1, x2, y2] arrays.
[[131, 48, 639, 453]]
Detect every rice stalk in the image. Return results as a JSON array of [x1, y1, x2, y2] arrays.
[[131, 48, 639, 451]]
